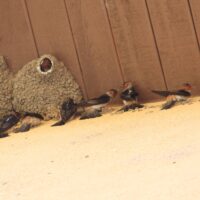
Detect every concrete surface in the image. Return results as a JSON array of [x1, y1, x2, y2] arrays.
[[0, 99, 200, 200]]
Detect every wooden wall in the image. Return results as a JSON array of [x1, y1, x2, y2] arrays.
[[1, 0, 200, 101]]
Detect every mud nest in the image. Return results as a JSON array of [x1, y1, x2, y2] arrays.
[[12, 55, 83, 120], [0, 56, 13, 118]]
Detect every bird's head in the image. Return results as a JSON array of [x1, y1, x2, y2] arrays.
[[182, 83, 192, 92], [106, 89, 118, 98], [122, 81, 133, 90]]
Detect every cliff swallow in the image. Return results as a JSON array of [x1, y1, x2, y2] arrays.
[[14, 113, 44, 133], [152, 83, 192, 110], [0, 113, 20, 135], [119, 81, 144, 112], [80, 89, 118, 119], [52, 98, 77, 126]]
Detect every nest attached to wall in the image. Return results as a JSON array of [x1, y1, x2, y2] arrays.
[[12, 54, 83, 120], [0, 56, 13, 118]]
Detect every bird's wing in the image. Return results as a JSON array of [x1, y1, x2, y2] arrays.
[[24, 112, 44, 120], [161, 100, 176, 110], [174, 90, 191, 97], [51, 120, 65, 127], [62, 103, 77, 120], [121, 88, 138, 101], [52, 99, 77, 127], [0, 132, 9, 138], [14, 124, 31, 133], [152, 89, 191, 97], [80, 110, 102, 120], [0, 115, 20, 133], [85, 95, 110, 106]]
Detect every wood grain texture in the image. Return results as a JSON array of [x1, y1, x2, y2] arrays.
[[189, 0, 200, 50], [146, 0, 200, 94], [0, 0, 37, 71], [1, 0, 200, 101], [25, 0, 87, 97], [104, 0, 167, 101], [65, 0, 124, 98]]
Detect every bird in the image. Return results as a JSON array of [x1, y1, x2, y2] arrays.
[[14, 113, 44, 133], [80, 89, 118, 120], [119, 81, 144, 112], [152, 83, 192, 110], [0, 113, 20, 135], [52, 98, 78, 126]]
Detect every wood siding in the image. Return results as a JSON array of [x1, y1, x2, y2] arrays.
[[0, 0, 200, 101]]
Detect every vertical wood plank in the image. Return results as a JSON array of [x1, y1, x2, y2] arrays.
[[188, 0, 200, 50], [146, 0, 200, 94], [65, 0, 124, 98], [0, 1, 37, 71], [25, 0, 87, 97], [105, 0, 167, 101]]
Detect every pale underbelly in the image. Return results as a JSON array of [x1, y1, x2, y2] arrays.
[[175, 95, 187, 101], [123, 100, 137, 106]]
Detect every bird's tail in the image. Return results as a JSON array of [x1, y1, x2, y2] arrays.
[[152, 90, 169, 97], [152, 90, 163, 95], [116, 107, 125, 113], [0, 132, 9, 138], [51, 120, 65, 127], [80, 110, 102, 120], [133, 103, 144, 109]]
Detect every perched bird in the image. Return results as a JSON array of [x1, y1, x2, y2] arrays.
[[80, 89, 118, 120], [152, 83, 192, 110], [0, 113, 20, 135], [14, 113, 44, 133], [52, 98, 77, 126], [119, 81, 144, 112]]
